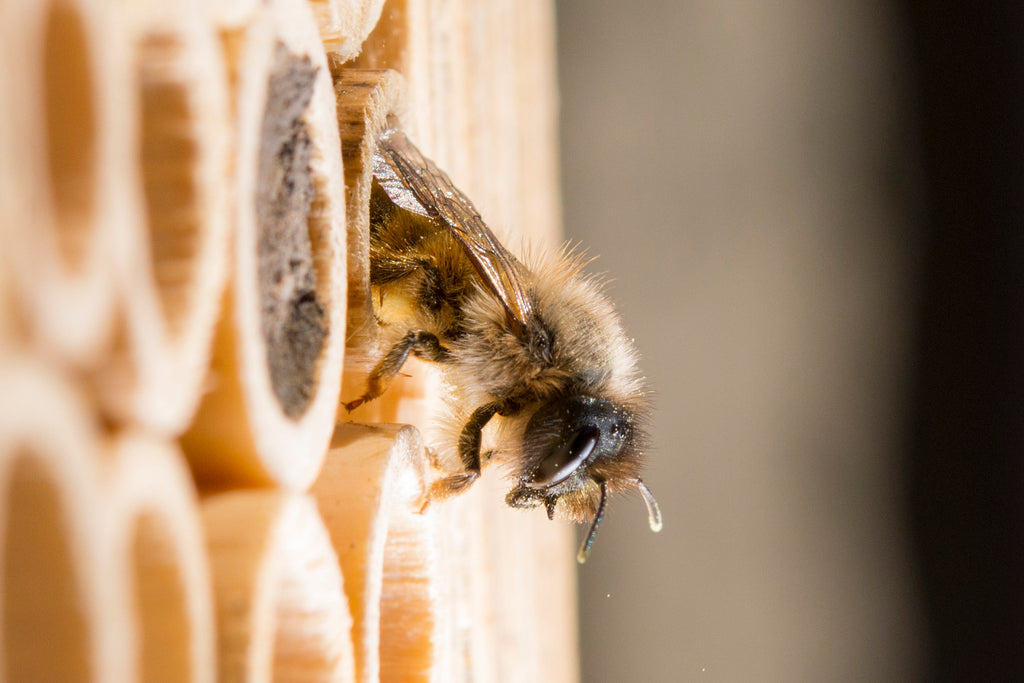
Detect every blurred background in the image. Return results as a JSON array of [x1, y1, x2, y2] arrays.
[[558, 2, 1024, 680]]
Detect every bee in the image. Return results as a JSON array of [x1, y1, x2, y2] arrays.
[[344, 128, 662, 562]]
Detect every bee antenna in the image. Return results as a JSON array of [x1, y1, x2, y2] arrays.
[[577, 480, 609, 564], [636, 479, 663, 533]]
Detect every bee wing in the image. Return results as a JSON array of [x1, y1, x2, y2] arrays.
[[373, 128, 535, 334]]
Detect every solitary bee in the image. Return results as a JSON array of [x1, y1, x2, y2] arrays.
[[345, 128, 662, 562]]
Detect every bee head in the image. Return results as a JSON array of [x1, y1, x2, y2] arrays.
[[518, 395, 633, 487], [505, 395, 662, 562]]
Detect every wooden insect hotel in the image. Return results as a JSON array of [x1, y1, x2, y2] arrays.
[[0, 0, 577, 680]]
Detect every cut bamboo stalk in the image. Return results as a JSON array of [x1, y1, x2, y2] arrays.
[[182, 0, 348, 489], [202, 491, 357, 683], [330, 2, 579, 681], [102, 433, 216, 683], [330, 68, 403, 356], [204, 0, 259, 29], [0, 241, 13, 354], [328, 67, 439, 426], [311, 423, 444, 683], [0, 44, 14, 351], [0, 0, 130, 367], [349, 0, 437, 152], [94, 0, 232, 436], [309, 0, 387, 61], [461, 4, 579, 679], [350, 0, 475, 180], [462, 0, 562, 249], [0, 358, 116, 683], [508, 0, 563, 251]]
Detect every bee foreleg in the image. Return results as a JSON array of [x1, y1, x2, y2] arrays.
[[343, 331, 451, 411], [426, 400, 509, 502], [456, 401, 504, 471], [505, 485, 545, 509]]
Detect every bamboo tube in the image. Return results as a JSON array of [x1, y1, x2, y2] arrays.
[[461, 0, 562, 249], [330, 68, 403, 355], [202, 491, 357, 683], [102, 433, 215, 683], [203, 0, 259, 29], [352, 0, 559, 245], [94, 0, 232, 436], [0, 242, 13, 354], [459, 4, 578, 679], [0, 358, 117, 683], [0, 50, 14, 351], [349, 0, 438, 154], [328, 67, 440, 426], [309, 0, 386, 61], [0, 0, 130, 367], [182, 0, 348, 490], [329, 2, 578, 680], [311, 423, 444, 683], [314, 425, 577, 683]]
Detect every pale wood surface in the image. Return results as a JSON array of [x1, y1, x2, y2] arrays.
[[329, 67, 440, 427], [333, 1, 578, 680], [312, 423, 438, 683], [96, 0, 232, 436], [0, 360, 219, 683], [202, 490, 357, 683], [182, 0, 348, 490], [0, 0, 128, 367], [0, 1, 576, 681], [102, 433, 216, 683], [309, 0, 386, 60], [0, 359, 117, 683]]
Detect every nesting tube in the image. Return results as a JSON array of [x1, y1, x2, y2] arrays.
[[329, 67, 438, 425], [308, 0, 387, 61], [0, 0, 129, 366], [0, 359, 115, 682], [183, 0, 348, 489], [312, 424, 443, 683], [102, 434, 216, 683], [329, 68, 403, 343], [348, 0, 437, 149], [202, 491, 357, 683], [95, 0, 232, 436], [0, 245, 13, 353], [0, 69, 14, 350]]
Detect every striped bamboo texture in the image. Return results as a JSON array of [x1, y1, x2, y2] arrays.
[[0, 0, 575, 681]]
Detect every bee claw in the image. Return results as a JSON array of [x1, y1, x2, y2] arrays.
[[427, 471, 480, 503], [505, 485, 544, 509], [342, 397, 365, 413], [418, 470, 478, 514]]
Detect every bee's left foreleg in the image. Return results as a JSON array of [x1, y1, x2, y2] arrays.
[[506, 486, 559, 520], [343, 331, 451, 411], [426, 400, 509, 503]]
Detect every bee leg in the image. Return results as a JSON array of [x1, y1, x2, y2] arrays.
[[426, 400, 508, 502], [505, 485, 544, 509], [343, 331, 451, 411]]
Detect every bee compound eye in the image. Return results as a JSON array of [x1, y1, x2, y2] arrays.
[[530, 425, 600, 487]]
